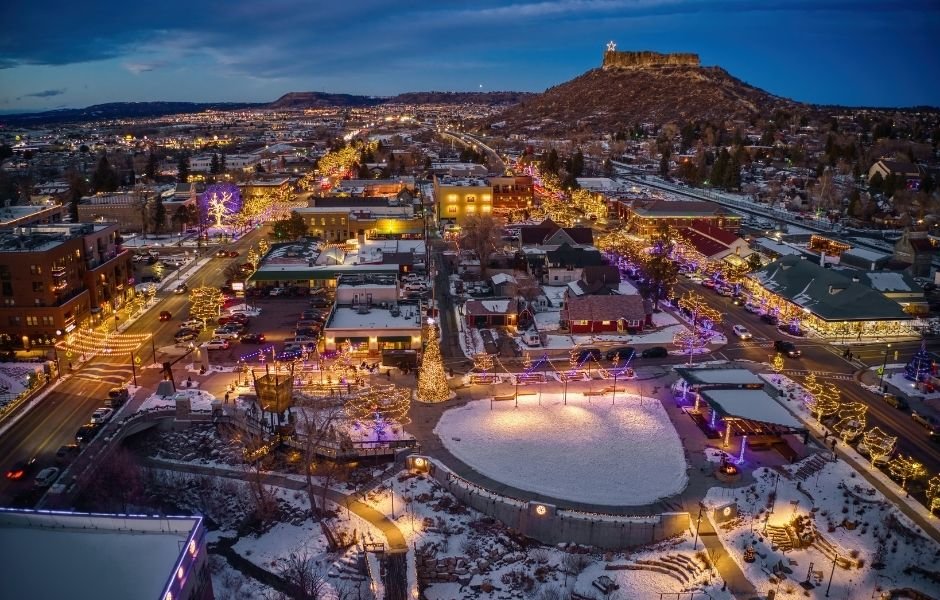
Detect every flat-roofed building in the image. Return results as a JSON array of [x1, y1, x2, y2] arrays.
[[77, 189, 160, 233], [619, 199, 741, 237], [434, 175, 492, 225], [0, 222, 133, 347], [0, 508, 212, 600]]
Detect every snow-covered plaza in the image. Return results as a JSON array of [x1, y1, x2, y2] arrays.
[[434, 392, 689, 506]]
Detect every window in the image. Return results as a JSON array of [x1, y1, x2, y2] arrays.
[[30, 265, 42, 275], [26, 316, 39, 326], [3, 298, 13, 306], [42, 316, 54, 326], [330, 217, 336, 225], [465, 205, 476, 213], [33, 282, 45, 293], [465, 195, 476, 204], [320, 218, 326, 226], [8, 316, 20, 326], [575, 320, 590, 326], [446, 206, 458, 215]]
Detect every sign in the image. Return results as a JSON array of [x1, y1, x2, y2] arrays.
[[231, 282, 245, 291]]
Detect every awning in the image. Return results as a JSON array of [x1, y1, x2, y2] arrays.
[[380, 336, 413, 343], [700, 389, 803, 430]]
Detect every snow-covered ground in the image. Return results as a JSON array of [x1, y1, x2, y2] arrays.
[[362, 470, 730, 600], [884, 370, 940, 400], [703, 458, 940, 599], [0, 362, 45, 397], [138, 387, 218, 412], [434, 393, 688, 505]]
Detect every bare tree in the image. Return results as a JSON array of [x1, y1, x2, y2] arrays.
[[293, 393, 346, 519], [459, 214, 502, 277]]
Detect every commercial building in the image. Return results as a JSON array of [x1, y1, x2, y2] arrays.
[[489, 175, 534, 217], [745, 255, 915, 339], [618, 199, 741, 237], [323, 274, 423, 352], [434, 175, 492, 225], [0, 222, 133, 347], [0, 508, 213, 600], [560, 293, 647, 333], [0, 202, 67, 229], [77, 189, 160, 233]]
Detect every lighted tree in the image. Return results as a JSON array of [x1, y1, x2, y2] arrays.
[[906, 342, 934, 382], [927, 475, 940, 513], [832, 402, 867, 441], [862, 427, 897, 466], [772, 354, 785, 374], [247, 248, 260, 270], [806, 383, 840, 421], [189, 286, 224, 325], [801, 373, 822, 405], [888, 455, 926, 491], [417, 322, 449, 402], [345, 383, 411, 428], [200, 183, 243, 228], [151, 261, 165, 282], [258, 238, 270, 258], [673, 328, 710, 365]]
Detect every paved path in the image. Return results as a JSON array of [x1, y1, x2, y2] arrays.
[[143, 457, 407, 550]]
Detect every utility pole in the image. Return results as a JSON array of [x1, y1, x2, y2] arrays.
[[692, 502, 705, 550]]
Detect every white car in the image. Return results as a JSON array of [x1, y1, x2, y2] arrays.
[[34, 467, 60, 488], [181, 319, 204, 331], [744, 302, 761, 314], [213, 328, 241, 340], [689, 275, 704, 284], [732, 325, 753, 340], [204, 338, 230, 350], [269, 287, 288, 296], [403, 282, 427, 292], [90, 407, 114, 424]]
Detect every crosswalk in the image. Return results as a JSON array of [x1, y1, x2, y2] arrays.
[[71, 363, 133, 387], [780, 369, 854, 381]]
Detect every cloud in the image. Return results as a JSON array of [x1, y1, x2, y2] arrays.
[[123, 61, 165, 74], [17, 89, 66, 100]]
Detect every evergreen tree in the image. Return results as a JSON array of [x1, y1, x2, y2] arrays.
[[568, 150, 585, 178], [659, 148, 671, 178], [543, 148, 560, 175], [91, 155, 119, 192], [177, 153, 190, 183], [210, 153, 220, 175], [219, 153, 226, 172], [151, 196, 167, 234], [710, 148, 730, 187], [725, 150, 741, 190], [417, 324, 449, 403], [145, 152, 157, 181]]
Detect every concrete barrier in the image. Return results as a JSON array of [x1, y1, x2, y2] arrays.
[[423, 457, 690, 550]]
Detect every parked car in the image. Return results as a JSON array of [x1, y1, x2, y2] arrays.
[[308, 297, 332, 308], [744, 302, 761, 313], [159, 310, 172, 321], [34, 467, 60, 488], [575, 348, 602, 362], [269, 287, 288, 296], [774, 340, 801, 357], [522, 330, 541, 347], [218, 314, 249, 326], [240, 333, 266, 344], [204, 338, 231, 351], [173, 283, 188, 294], [213, 328, 241, 340], [717, 286, 734, 296], [604, 347, 636, 361], [732, 325, 753, 340], [55, 444, 81, 463], [6, 457, 38, 481], [90, 407, 114, 425], [912, 411, 940, 435], [181, 319, 204, 330], [881, 393, 909, 410], [175, 329, 198, 342], [228, 251, 239, 258], [701, 279, 717, 289], [641, 346, 669, 359], [106, 387, 129, 408], [75, 423, 101, 444]]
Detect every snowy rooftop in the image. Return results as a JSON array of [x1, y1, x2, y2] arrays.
[[327, 306, 422, 331], [0, 509, 201, 600], [700, 389, 803, 429], [676, 368, 763, 385], [863, 271, 917, 292]]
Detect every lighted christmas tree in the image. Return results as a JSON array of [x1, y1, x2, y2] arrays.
[[905, 342, 934, 382], [801, 372, 821, 408], [417, 321, 449, 403], [926, 475, 940, 513], [346, 383, 411, 426]]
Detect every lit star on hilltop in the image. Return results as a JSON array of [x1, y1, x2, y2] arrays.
[[606, 40, 617, 52]]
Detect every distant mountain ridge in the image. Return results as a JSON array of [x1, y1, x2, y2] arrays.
[[2, 90, 536, 126], [0, 101, 266, 126]]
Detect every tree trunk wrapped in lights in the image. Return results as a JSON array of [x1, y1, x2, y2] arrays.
[[861, 427, 897, 466], [188, 286, 225, 325], [926, 475, 940, 513], [832, 402, 867, 442], [888, 455, 926, 491], [805, 382, 840, 421], [417, 323, 450, 403], [801, 372, 821, 407]]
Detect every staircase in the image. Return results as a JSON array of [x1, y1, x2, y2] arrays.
[[792, 454, 829, 481]]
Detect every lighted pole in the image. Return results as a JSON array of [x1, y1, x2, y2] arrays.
[[825, 553, 839, 597], [692, 502, 705, 550], [130, 352, 138, 387], [879, 343, 892, 392]]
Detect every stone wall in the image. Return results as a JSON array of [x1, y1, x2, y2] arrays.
[[602, 50, 700, 70], [424, 458, 690, 550]]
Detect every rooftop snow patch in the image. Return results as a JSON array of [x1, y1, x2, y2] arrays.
[[700, 389, 803, 429]]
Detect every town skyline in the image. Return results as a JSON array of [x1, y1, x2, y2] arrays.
[[1, 0, 939, 112]]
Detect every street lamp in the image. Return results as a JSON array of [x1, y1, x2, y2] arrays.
[[879, 343, 892, 392]]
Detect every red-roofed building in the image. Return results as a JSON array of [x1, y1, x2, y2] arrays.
[[677, 219, 752, 263], [464, 299, 518, 328], [559, 294, 647, 334]]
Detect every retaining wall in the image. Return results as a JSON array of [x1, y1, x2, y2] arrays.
[[424, 459, 690, 550]]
